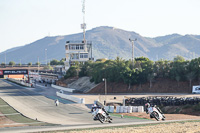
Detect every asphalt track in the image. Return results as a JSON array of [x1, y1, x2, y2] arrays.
[[0, 79, 151, 133]]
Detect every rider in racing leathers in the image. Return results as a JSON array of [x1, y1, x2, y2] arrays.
[[145, 103, 163, 116], [92, 100, 110, 117]]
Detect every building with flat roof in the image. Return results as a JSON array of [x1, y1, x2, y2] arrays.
[[65, 40, 93, 70]]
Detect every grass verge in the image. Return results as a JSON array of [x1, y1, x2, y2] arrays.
[[0, 98, 54, 126], [110, 113, 150, 120]]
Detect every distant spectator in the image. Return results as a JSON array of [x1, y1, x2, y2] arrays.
[[55, 99, 59, 106]]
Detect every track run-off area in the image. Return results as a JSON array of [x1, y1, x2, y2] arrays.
[[0, 79, 200, 133]]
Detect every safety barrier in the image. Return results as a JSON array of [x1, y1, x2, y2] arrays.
[[56, 92, 85, 104], [125, 96, 200, 106], [51, 84, 75, 93], [116, 106, 144, 113], [7, 78, 32, 87], [104, 106, 114, 113]]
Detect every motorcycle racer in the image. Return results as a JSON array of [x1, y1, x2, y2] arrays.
[[145, 103, 165, 120]]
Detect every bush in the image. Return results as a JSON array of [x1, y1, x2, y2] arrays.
[[64, 66, 78, 79], [182, 104, 191, 109], [193, 103, 200, 111]]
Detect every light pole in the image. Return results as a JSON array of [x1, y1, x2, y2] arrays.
[[102, 78, 107, 105], [45, 49, 47, 65], [5, 52, 6, 65], [37, 56, 40, 73], [129, 38, 137, 66]]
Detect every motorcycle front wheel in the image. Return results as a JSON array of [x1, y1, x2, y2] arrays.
[[97, 113, 105, 123], [153, 111, 160, 121]]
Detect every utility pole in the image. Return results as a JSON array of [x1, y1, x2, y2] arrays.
[[102, 78, 107, 105], [5, 52, 6, 65], [37, 57, 40, 73], [45, 49, 47, 65], [81, 0, 87, 52], [129, 38, 137, 66]]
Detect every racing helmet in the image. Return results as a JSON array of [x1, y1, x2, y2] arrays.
[[145, 103, 150, 108]]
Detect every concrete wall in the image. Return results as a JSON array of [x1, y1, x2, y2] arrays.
[[7, 78, 32, 87], [56, 92, 85, 104], [51, 84, 75, 92]]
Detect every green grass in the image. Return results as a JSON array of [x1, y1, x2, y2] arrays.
[[193, 103, 200, 111], [0, 106, 18, 114], [0, 98, 7, 105], [0, 97, 54, 126], [6, 114, 37, 123], [110, 113, 150, 120]]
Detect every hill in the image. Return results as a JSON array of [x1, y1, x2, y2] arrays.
[[0, 26, 200, 64]]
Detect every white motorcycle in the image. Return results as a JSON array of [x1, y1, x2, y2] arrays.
[[145, 103, 165, 121], [92, 108, 112, 123]]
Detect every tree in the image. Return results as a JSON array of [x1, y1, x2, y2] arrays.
[[1, 62, 5, 66], [9, 61, 15, 67], [44, 65, 53, 71], [50, 58, 65, 65], [147, 73, 155, 88], [35, 62, 40, 66], [50, 59, 59, 65], [175, 75, 181, 87], [59, 58, 65, 65], [135, 57, 149, 62], [28, 62, 32, 66], [79, 60, 93, 77], [64, 66, 78, 79], [96, 58, 107, 62], [186, 71, 196, 87], [173, 55, 185, 62]]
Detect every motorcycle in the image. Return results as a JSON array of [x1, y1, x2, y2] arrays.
[[92, 107, 112, 123], [145, 104, 165, 121]]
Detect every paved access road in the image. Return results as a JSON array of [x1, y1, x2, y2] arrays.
[[0, 79, 150, 132]]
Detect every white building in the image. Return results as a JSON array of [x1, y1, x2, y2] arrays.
[[65, 40, 93, 70]]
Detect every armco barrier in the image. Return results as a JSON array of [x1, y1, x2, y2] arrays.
[[7, 78, 31, 87], [56, 92, 85, 104], [51, 84, 75, 93]]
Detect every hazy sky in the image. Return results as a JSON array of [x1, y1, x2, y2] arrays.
[[0, 0, 200, 53]]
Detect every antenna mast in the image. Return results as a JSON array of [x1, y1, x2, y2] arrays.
[[81, 0, 87, 51]]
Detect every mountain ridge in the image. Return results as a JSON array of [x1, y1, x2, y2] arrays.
[[0, 26, 199, 64]]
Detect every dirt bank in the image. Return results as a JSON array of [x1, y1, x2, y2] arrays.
[[88, 78, 199, 94]]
